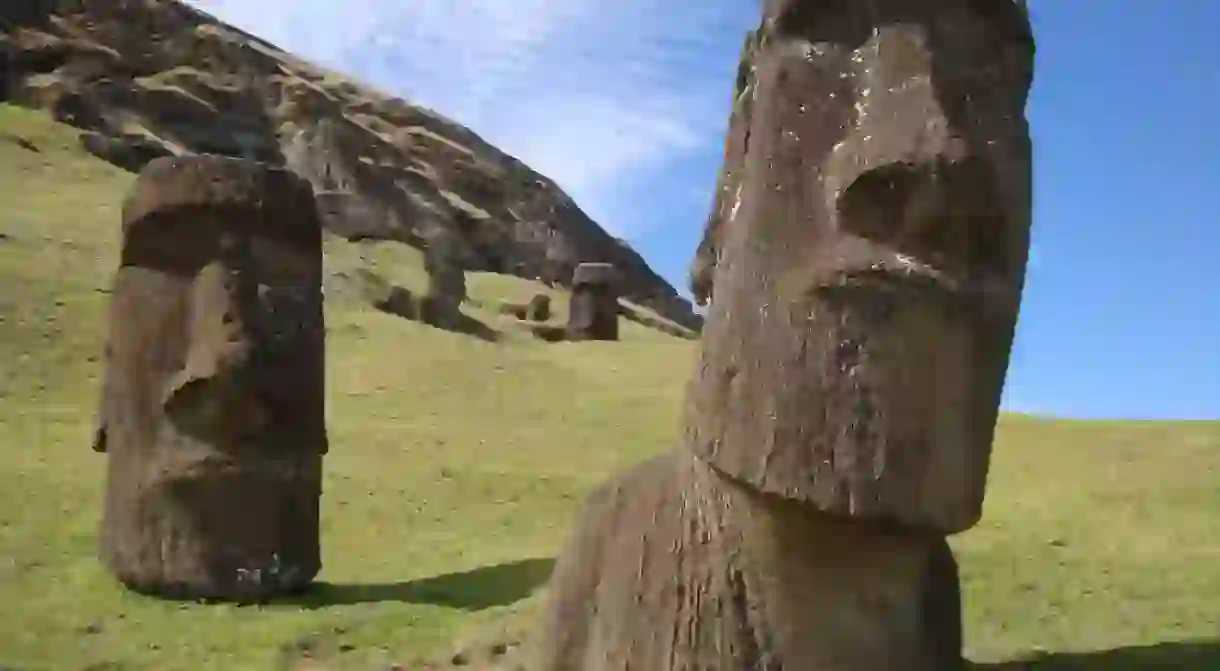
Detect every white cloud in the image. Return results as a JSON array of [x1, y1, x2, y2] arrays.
[[185, 0, 757, 236]]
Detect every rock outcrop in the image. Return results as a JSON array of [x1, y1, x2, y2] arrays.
[[94, 155, 327, 601], [0, 0, 701, 331], [532, 0, 1036, 668]]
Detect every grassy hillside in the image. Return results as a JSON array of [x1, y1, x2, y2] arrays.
[[1, 104, 1217, 670]]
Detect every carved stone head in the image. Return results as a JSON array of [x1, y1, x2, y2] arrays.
[[683, 0, 1035, 533], [567, 262, 620, 342], [95, 155, 327, 459]]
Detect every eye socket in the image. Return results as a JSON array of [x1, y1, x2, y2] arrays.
[[836, 160, 1012, 277], [836, 162, 919, 244], [904, 210, 1010, 278]]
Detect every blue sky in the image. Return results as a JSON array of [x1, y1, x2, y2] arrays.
[[187, 0, 1218, 421]]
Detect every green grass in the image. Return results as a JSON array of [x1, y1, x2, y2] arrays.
[[1, 104, 1217, 670]]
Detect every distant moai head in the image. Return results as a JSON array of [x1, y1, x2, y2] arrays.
[[94, 155, 327, 599], [683, 0, 1036, 533], [567, 262, 620, 341]]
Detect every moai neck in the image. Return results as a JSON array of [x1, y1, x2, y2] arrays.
[[682, 0, 1036, 535]]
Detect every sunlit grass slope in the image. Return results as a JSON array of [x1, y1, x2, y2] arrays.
[[1, 105, 1216, 670]]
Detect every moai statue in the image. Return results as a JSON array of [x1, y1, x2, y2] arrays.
[[93, 155, 328, 601], [689, 27, 760, 308], [526, 293, 552, 322], [533, 1, 1035, 669], [421, 226, 467, 330], [566, 262, 620, 341]]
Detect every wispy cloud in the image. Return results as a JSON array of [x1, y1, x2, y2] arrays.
[[186, 0, 758, 237]]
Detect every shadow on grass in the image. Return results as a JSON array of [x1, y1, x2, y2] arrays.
[[970, 638, 1220, 669], [289, 557, 554, 611]]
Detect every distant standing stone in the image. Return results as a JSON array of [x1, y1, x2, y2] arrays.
[[566, 263, 619, 341]]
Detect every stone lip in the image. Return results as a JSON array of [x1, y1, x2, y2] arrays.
[[0, 0, 703, 332]]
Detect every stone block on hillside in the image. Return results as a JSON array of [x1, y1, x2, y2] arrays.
[[94, 155, 326, 601]]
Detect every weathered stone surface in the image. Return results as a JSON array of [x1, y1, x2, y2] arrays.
[[94, 155, 327, 601], [566, 262, 620, 342], [0, 0, 703, 332], [526, 293, 551, 322], [533, 450, 962, 670], [79, 130, 176, 173], [689, 27, 760, 307], [422, 227, 467, 330], [683, 0, 1036, 533]]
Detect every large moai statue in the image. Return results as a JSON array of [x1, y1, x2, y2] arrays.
[[566, 262, 620, 341], [93, 155, 328, 601], [533, 1, 1035, 669]]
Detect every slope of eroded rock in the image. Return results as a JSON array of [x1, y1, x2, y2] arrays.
[[0, 0, 701, 330]]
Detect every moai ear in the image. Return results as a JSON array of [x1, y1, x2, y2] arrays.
[[92, 412, 108, 453], [160, 261, 268, 439]]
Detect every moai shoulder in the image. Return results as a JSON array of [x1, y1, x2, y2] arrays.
[[533, 450, 962, 670], [96, 155, 327, 601]]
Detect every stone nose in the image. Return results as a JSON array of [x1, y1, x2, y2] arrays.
[[820, 51, 1010, 282]]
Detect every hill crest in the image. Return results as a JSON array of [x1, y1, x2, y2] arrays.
[[0, 0, 702, 330]]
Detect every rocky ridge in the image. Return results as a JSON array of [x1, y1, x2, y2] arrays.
[[0, 0, 701, 330]]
